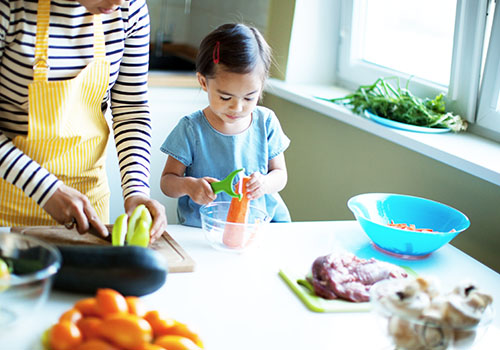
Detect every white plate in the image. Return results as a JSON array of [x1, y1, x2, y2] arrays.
[[364, 110, 451, 134]]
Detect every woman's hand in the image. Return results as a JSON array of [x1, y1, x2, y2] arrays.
[[42, 184, 109, 238], [188, 177, 218, 205], [124, 195, 167, 243]]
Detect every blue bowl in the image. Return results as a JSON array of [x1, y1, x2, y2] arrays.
[[347, 193, 470, 257]]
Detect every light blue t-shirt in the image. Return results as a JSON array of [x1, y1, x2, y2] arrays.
[[160, 106, 291, 227]]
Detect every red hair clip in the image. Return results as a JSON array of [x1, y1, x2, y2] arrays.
[[213, 41, 220, 64]]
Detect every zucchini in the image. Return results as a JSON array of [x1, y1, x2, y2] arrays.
[[53, 245, 168, 296]]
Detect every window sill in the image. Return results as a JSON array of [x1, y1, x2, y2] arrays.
[[266, 78, 500, 187]]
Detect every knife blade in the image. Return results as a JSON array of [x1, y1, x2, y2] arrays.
[[84, 224, 112, 243]]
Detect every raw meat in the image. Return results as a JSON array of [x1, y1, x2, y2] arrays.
[[308, 252, 408, 302]]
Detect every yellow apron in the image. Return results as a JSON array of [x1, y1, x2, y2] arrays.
[[0, 0, 111, 226]]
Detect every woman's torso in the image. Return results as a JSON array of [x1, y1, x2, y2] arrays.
[[0, 1, 144, 138]]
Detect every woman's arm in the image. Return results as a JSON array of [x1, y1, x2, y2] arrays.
[[110, 0, 167, 240], [110, 0, 152, 201], [160, 156, 217, 205]]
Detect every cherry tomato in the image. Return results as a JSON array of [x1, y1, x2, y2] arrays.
[[96, 288, 128, 317], [75, 338, 120, 350], [126, 296, 147, 317], [49, 321, 83, 350], [98, 313, 153, 350], [59, 308, 83, 324], [154, 335, 202, 350], [74, 298, 99, 317], [77, 316, 103, 340]]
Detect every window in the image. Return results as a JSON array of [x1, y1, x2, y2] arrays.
[[333, 0, 499, 137], [339, 0, 456, 88], [476, 0, 500, 134]]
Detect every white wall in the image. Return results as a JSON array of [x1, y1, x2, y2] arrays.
[[105, 86, 208, 224]]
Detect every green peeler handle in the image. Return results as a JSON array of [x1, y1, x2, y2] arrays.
[[210, 168, 245, 199]]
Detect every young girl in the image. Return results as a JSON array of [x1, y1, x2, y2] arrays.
[[160, 23, 291, 227]]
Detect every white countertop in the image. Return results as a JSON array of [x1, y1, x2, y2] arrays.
[[1, 221, 499, 349]]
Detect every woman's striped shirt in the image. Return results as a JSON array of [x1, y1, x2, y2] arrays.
[[0, 0, 152, 207]]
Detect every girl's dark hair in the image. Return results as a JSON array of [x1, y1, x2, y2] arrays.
[[196, 23, 272, 80]]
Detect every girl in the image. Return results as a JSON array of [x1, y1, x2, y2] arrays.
[[160, 23, 291, 227]]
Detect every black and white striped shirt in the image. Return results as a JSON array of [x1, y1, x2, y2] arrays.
[[0, 0, 152, 207]]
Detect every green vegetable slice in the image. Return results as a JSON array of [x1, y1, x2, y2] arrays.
[[0, 258, 9, 278], [127, 218, 151, 248], [126, 204, 147, 245], [111, 213, 128, 246], [126, 204, 152, 247]]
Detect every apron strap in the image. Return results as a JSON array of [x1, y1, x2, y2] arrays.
[[93, 15, 106, 59], [33, 0, 51, 82], [33, 1, 107, 82]]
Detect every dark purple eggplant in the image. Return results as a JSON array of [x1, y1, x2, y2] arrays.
[[53, 245, 168, 296]]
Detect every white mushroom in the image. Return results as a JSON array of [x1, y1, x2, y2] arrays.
[[387, 316, 423, 350]]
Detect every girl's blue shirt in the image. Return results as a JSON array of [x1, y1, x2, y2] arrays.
[[160, 106, 291, 227]]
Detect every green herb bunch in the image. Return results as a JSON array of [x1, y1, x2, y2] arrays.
[[324, 77, 467, 132]]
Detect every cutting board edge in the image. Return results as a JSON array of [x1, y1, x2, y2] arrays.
[[10, 225, 196, 273]]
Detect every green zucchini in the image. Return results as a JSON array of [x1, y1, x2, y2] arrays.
[[53, 245, 168, 296]]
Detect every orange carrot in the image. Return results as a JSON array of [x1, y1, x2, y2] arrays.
[[223, 177, 250, 248], [387, 220, 456, 232]]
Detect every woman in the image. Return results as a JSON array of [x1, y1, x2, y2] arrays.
[[0, 0, 166, 241]]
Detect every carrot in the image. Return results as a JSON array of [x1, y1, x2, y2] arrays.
[[222, 177, 251, 248], [388, 221, 433, 232], [387, 220, 457, 232]]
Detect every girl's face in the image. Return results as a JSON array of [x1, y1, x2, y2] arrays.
[[76, 0, 125, 15], [198, 64, 265, 134]]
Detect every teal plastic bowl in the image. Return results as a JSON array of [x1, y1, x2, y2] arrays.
[[347, 193, 470, 258]]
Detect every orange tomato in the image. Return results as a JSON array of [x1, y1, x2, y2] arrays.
[[154, 335, 202, 350], [144, 310, 177, 337], [59, 308, 83, 324], [96, 288, 128, 317], [49, 321, 83, 350], [74, 297, 99, 317], [167, 322, 204, 347], [75, 338, 119, 350], [138, 343, 167, 350], [126, 296, 146, 317], [77, 316, 103, 340], [143, 312, 203, 347], [98, 313, 153, 350]]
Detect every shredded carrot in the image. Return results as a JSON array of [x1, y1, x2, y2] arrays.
[[388, 221, 456, 233]]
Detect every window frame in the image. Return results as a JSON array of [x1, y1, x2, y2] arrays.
[[335, 0, 488, 125], [476, 0, 500, 133]]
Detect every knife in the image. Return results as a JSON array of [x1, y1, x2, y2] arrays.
[[84, 224, 112, 243]]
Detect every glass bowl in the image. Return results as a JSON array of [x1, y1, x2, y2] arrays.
[[200, 201, 271, 253], [0, 232, 61, 328], [370, 278, 494, 350], [347, 193, 470, 258]]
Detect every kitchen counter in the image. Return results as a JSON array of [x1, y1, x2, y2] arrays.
[[1, 221, 499, 349]]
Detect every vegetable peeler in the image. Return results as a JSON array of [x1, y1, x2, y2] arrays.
[[211, 168, 245, 200]]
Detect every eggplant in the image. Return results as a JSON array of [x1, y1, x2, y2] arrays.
[[53, 245, 168, 296]]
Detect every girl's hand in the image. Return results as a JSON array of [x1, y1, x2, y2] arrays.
[[43, 184, 108, 238], [188, 177, 218, 205], [245, 172, 268, 200], [125, 195, 167, 243]]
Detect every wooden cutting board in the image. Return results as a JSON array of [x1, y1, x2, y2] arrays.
[[10, 225, 195, 273]]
